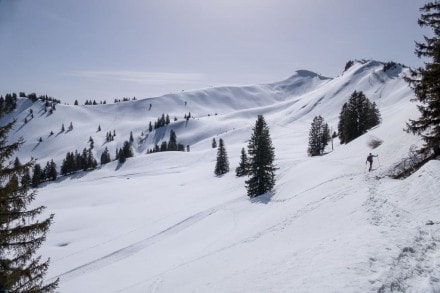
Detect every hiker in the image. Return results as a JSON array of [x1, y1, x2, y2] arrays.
[[366, 153, 378, 171]]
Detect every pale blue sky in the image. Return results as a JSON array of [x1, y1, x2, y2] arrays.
[[0, 0, 429, 103]]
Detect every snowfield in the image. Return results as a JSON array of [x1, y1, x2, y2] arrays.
[[2, 60, 440, 292]]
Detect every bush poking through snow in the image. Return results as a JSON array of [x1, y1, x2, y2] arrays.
[[368, 137, 383, 149]]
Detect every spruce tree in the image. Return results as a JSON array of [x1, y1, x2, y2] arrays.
[[307, 115, 330, 156], [89, 136, 94, 149], [338, 91, 381, 144], [119, 141, 134, 163], [47, 160, 57, 181], [212, 138, 217, 148], [405, 1, 440, 156], [100, 147, 111, 165], [31, 163, 43, 188], [245, 115, 276, 198], [214, 138, 229, 176], [0, 121, 58, 292], [168, 130, 178, 151], [160, 141, 168, 152], [129, 131, 134, 144], [235, 147, 249, 177]]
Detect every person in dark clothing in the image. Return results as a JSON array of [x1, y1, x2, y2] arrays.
[[366, 153, 378, 171]]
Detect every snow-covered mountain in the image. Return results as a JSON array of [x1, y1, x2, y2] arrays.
[[2, 60, 439, 292]]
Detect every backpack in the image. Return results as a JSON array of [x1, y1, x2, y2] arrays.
[[367, 155, 372, 162]]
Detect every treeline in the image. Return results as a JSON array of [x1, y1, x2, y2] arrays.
[[147, 129, 188, 153], [16, 158, 59, 188], [60, 148, 98, 175], [0, 91, 62, 117]]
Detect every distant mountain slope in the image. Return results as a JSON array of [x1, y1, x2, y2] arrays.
[[4, 60, 439, 293], [1, 60, 413, 168]]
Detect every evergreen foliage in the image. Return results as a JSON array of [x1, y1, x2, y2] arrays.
[[235, 147, 249, 177], [337, 90, 381, 144], [214, 138, 229, 176], [0, 121, 58, 292], [60, 149, 97, 175], [168, 130, 178, 151], [89, 136, 94, 149], [129, 131, 134, 144], [44, 160, 57, 181], [0, 93, 17, 117], [118, 141, 134, 163], [405, 1, 440, 156], [307, 115, 330, 156], [100, 147, 111, 165], [31, 163, 43, 188], [245, 115, 276, 198], [148, 130, 185, 154], [212, 138, 217, 148]]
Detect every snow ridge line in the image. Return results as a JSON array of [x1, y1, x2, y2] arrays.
[[50, 197, 242, 283]]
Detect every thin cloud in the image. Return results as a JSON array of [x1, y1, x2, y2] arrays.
[[71, 70, 205, 85]]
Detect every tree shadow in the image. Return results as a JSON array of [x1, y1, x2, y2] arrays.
[[115, 161, 123, 171], [32, 141, 41, 151], [55, 129, 65, 137], [249, 191, 275, 204]]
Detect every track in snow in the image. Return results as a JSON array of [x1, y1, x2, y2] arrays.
[[50, 197, 243, 283]]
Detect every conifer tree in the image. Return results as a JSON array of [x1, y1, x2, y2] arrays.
[[43, 160, 57, 181], [235, 147, 249, 177], [405, 1, 440, 156], [0, 121, 58, 292], [47, 160, 57, 181], [307, 115, 330, 156], [168, 130, 178, 151], [118, 141, 134, 163], [245, 115, 276, 198], [214, 138, 229, 176], [212, 138, 217, 148], [20, 169, 31, 187], [31, 163, 43, 188], [13, 157, 21, 169], [86, 149, 97, 170], [100, 147, 111, 165], [337, 91, 381, 144], [160, 141, 168, 152], [89, 136, 94, 149], [129, 131, 134, 144]]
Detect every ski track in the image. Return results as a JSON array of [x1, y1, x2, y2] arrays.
[[50, 197, 243, 283], [363, 172, 440, 293], [112, 173, 362, 292]]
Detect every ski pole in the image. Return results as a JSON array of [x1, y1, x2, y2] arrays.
[[377, 155, 381, 167]]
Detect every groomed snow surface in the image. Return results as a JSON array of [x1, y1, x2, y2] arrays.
[[4, 60, 440, 292]]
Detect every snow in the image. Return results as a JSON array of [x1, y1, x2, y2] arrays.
[[2, 60, 439, 292]]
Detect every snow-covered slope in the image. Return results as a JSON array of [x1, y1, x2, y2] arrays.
[[2, 60, 439, 292]]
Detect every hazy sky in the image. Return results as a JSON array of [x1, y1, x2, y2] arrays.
[[0, 0, 430, 103]]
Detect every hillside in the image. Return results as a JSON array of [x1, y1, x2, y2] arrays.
[[2, 60, 440, 292]]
